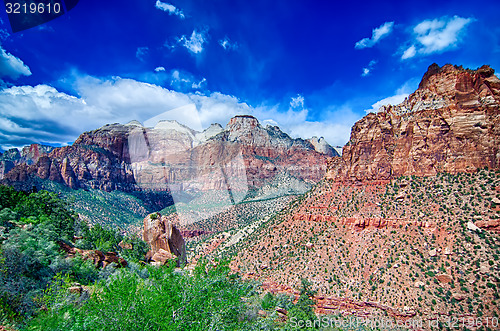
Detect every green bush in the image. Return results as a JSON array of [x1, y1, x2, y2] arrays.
[[261, 292, 276, 310], [27, 260, 256, 330], [119, 234, 149, 263]]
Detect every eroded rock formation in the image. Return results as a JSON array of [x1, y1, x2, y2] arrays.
[[2, 116, 333, 196], [143, 212, 186, 266], [58, 241, 127, 268]]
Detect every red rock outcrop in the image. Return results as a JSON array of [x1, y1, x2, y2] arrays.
[[143, 212, 186, 266], [327, 64, 500, 183], [0, 144, 54, 179], [58, 241, 127, 268]]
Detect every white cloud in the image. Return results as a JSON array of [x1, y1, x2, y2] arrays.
[[155, 0, 185, 19], [154, 66, 166, 72], [365, 83, 415, 113], [178, 30, 206, 54], [290, 94, 304, 108], [401, 45, 417, 59], [401, 16, 473, 60], [168, 69, 206, 90], [366, 94, 408, 113], [219, 37, 238, 51], [361, 60, 377, 77], [355, 22, 394, 49], [191, 77, 206, 89], [0, 74, 359, 149], [0, 46, 31, 79]]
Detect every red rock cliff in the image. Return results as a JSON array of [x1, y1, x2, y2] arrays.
[[327, 64, 500, 182]]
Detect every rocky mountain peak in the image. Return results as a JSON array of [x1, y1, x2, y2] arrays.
[[307, 136, 339, 157], [381, 63, 500, 115], [2, 113, 335, 195], [125, 120, 143, 127], [153, 120, 195, 134], [226, 115, 260, 132], [328, 63, 500, 183]]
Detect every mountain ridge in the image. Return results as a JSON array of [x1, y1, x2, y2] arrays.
[[327, 63, 500, 184]]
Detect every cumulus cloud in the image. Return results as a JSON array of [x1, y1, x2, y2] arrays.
[[401, 16, 473, 60], [401, 45, 417, 60], [361, 60, 377, 77], [178, 30, 206, 54], [0, 45, 31, 79], [191, 77, 206, 89], [0, 75, 358, 149], [366, 94, 408, 113], [355, 22, 394, 49], [168, 69, 206, 90], [155, 0, 185, 19], [219, 37, 238, 51], [154, 66, 166, 72]]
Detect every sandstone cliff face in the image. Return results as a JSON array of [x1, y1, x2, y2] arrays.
[[307, 136, 339, 157], [2, 116, 332, 196], [0, 144, 54, 179], [327, 64, 500, 182], [142, 212, 186, 266]]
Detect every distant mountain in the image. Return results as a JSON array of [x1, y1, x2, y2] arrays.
[[1, 115, 334, 223], [0, 144, 54, 179]]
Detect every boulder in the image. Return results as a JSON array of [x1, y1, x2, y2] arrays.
[[436, 274, 452, 283], [57, 241, 127, 268], [452, 292, 466, 301], [151, 248, 176, 265], [414, 281, 425, 288], [118, 240, 133, 250], [467, 222, 481, 232], [143, 212, 186, 266]]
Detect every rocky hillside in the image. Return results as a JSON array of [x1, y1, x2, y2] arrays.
[[226, 64, 500, 321], [328, 64, 500, 183]]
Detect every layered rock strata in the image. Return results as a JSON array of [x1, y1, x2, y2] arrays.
[[327, 64, 500, 183]]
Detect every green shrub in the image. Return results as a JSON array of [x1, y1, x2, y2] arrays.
[[28, 260, 255, 330], [261, 292, 276, 310]]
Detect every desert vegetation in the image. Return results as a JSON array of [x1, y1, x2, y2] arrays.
[[231, 168, 500, 319]]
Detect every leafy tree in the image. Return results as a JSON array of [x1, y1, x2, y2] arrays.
[[261, 292, 276, 310], [74, 223, 123, 252], [14, 190, 77, 240]]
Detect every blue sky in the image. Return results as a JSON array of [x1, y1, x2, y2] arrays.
[[0, 0, 499, 150]]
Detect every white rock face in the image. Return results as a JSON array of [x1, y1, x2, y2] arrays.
[[154, 120, 196, 139], [194, 123, 224, 146], [307, 136, 338, 156]]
